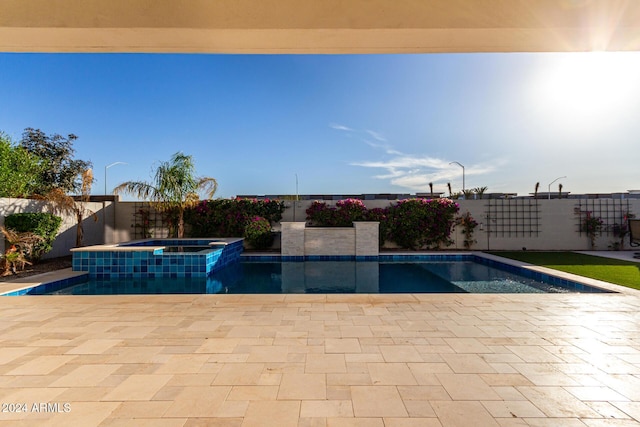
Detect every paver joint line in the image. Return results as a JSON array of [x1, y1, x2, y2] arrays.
[[1, 292, 640, 425]]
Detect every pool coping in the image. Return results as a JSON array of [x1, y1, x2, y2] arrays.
[[69, 237, 244, 252], [0, 268, 88, 296], [1, 251, 635, 296], [474, 252, 633, 295]]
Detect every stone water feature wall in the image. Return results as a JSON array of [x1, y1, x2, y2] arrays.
[[281, 222, 379, 257]]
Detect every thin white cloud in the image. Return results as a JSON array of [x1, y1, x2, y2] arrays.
[[351, 155, 499, 192], [361, 139, 402, 155], [365, 130, 386, 142], [329, 123, 354, 132], [331, 124, 495, 192], [330, 124, 395, 152]]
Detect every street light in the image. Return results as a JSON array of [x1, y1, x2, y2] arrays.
[[449, 161, 465, 192], [104, 162, 127, 195], [548, 176, 566, 200], [293, 173, 299, 221]]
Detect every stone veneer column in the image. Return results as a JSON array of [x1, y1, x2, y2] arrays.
[[354, 222, 379, 256], [281, 222, 306, 256]]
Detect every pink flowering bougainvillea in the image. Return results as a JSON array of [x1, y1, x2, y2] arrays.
[[185, 198, 285, 237], [306, 198, 459, 250]]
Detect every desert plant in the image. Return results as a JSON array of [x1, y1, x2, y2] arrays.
[[558, 183, 564, 199], [429, 182, 434, 198], [0, 226, 44, 275], [39, 169, 96, 247]]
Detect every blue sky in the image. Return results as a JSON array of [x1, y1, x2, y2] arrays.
[[1, 52, 639, 198]]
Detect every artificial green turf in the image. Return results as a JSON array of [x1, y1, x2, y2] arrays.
[[488, 251, 640, 290]]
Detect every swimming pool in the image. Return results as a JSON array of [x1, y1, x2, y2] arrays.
[[25, 255, 611, 295]]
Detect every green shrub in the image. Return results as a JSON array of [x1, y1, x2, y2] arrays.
[[4, 213, 62, 260], [244, 216, 274, 249], [386, 198, 459, 250], [456, 211, 479, 249]]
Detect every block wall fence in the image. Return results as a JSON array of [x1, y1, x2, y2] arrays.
[[2, 197, 640, 257], [0, 198, 110, 258]]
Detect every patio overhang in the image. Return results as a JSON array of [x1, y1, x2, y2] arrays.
[[1, 0, 639, 54]]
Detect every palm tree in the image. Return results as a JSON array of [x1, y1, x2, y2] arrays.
[[114, 152, 217, 238], [473, 186, 488, 199], [39, 169, 96, 247]]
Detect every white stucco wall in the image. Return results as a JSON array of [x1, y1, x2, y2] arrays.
[[280, 198, 640, 252], [4, 197, 637, 258]]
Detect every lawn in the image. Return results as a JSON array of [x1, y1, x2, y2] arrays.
[[488, 251, 640, 290]]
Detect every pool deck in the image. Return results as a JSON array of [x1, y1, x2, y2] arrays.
[[1, 251, 639, 426]]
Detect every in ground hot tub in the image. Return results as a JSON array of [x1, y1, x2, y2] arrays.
[[71, 238, 243, 279]]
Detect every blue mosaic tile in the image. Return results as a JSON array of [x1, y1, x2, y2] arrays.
[[1, 273, 89, 296], [70, 239, 243, 280]]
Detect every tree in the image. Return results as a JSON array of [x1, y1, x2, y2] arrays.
[[39, 169, 97, 247], [19, 128, 93, 194], [473, 186, 488, 199], [114, 152, 218, 238], [0, 132, 47, 197]]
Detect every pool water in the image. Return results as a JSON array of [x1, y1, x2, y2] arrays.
[[41, 260, 609, 295], [161, 246, 214, 253]]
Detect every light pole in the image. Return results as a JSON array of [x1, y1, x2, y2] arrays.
[[105, 162, 127, 195], [449, 161, 465, 192], [548, 176, 566, 200], [293, 173, 299, 221]]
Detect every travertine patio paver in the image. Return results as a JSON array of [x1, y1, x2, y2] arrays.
[[1, 288, 640, 425]]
